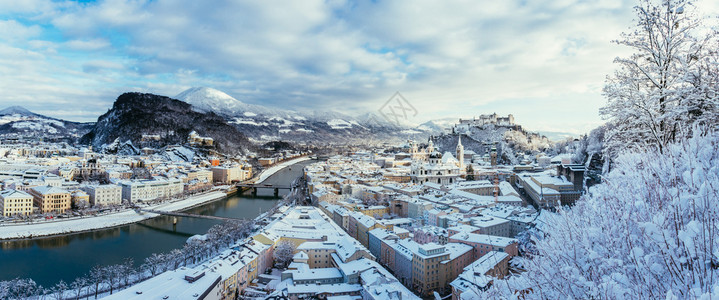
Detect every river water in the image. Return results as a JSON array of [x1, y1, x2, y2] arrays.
[[0, 159, 314, 287]]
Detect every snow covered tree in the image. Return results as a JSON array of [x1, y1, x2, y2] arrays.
[[104, 265, 120, 294], [71, 276, 87, 300], [50, 280, 68, 300], [89, 265, 104, 299], [167, 249, 183, 270], [119, 258, 134, 287], [0, 278, 41, 300], [601, 0, 719, 156], [484, 129, 719, 299], [273, 240, 296, 268], [143, 253, 163, 277]]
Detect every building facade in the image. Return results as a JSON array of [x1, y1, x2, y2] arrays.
[[0, 189, 34, 217], [29, 186, 71, 214]]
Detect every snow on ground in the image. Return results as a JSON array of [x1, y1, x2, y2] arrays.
[[244, 112, 257, 117], [163, 146, 196, 162], [12, 121, 58, 133], [269, 117, 295, 127], [256, 156, 311, 183], [0, 114, 24, 125], [327, 119, 352, 129], [0, 191, 227, 240], [401, 129, 423, 135], [230, 118, 269, 126]]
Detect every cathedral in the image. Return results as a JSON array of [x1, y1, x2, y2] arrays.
[[408, 136, 465, 185]]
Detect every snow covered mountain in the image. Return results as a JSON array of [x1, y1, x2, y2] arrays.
[[174, 87, 438, 144], [0, 106, 94, 142], [417, 118, 457, 134]]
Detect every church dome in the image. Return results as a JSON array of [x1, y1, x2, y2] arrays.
[[429, 151, 442, 159]]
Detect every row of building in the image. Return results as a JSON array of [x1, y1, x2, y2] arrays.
[[0, 144, 260, 217], [302, 145, 569, 298], [108, 206, 418, 300]]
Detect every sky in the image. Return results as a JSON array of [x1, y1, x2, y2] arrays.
[[1, 0, 718, 136]]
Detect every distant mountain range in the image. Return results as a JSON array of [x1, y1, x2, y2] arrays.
[[0, 87, 565, 154], [174, 87, 440, 144], [0, 106, 94, 142]]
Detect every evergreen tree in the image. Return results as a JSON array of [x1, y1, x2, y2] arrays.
[[465, 165, 475, 181]]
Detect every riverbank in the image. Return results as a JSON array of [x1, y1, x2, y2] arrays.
[[0, 157, 313, 241], [0, 191, 227, 240], [255, 156, 311, 183]]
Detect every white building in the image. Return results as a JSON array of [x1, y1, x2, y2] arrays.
[[211, 166, 243, 183], [410, 151, 461, 185], [120, 178, 183, 203], [83, 184, 122, 207]]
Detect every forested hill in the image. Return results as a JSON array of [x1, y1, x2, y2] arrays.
[[80, 92, 255, 154]]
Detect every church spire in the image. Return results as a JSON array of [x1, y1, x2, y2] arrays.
[[456, 135, 464, 171]]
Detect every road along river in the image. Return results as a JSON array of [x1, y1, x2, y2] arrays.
[[0, 159, 316, 287]]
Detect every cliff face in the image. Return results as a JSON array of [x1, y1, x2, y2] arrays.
[[81, 92, 254, 154]]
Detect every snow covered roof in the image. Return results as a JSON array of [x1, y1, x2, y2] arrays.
[[103, 268, 221, 300], [293, 251, 309, 261], [0, 189, 32, 199], [449, 232, 517, 247], [441, 152, 458, 164], [30, 185, 69, 195]]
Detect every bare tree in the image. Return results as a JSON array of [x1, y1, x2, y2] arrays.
[[104, 265, 120, 294], [89, 265, 104, 299], [273, 240, 296, 268], [119, 258, 134, 288], [50, 280, 68, 300], [71, 276, 87, 300], [143, 253, 162, 277]]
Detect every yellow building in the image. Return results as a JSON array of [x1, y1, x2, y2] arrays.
[[352, 212, 381, 248], [358, 205, 389, 218], [29, 186, 71, 214], [0, 189, 34, 217], [412, 243, 450, 296]]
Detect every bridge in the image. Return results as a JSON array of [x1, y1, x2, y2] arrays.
[[137, 208, 246, 222], [236, 183, 292, 196]]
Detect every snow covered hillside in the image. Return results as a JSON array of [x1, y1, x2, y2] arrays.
[[0, 106, 93, 141]]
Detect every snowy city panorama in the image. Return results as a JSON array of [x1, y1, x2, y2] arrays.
[[0, 1, 718, 300]]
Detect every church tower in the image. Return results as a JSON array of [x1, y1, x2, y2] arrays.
[[456, 135, 464, 171], [410, 140, 418, 161], [427, 139, 435, 154]]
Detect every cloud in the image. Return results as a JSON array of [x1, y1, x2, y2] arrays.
[[0, 0, 717, 133], [82, 60, 124, 73], [0, 20, 42, 41], [64, 39, 111, 51]]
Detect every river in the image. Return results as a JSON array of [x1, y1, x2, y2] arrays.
[[0, 159, 315, 287]]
